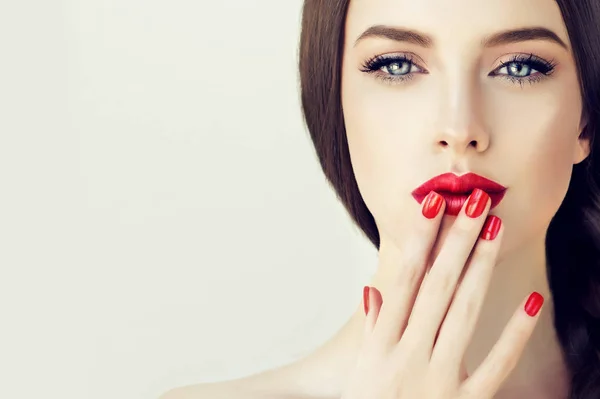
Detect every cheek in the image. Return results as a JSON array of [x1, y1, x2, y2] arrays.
[[512, 97, 580, 210], [341, 70, 436, 206], [529, 132, 574, 207], [495, 117, 578, 259], [342, 86, 429, 234]]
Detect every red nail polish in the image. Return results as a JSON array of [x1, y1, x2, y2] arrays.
[[524, 292, 544, 317], [363, 286, 370, 315], [480, 215, 502, 240], [422, 191, 443, 219], [465, 189, 490, 218]]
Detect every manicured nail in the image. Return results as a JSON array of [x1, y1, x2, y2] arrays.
[[480, 215, 502, 240], [524, 292, 544, 317], [465, 188, 490, 218], [422, 191, 443, 219], [363, 286, 370, 315]]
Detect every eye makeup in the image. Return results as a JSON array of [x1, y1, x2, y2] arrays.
[[359, 52, 558, 88]]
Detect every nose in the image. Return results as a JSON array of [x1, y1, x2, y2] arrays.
[[434, 74, 490, 156], [437, 124, 489, 154]]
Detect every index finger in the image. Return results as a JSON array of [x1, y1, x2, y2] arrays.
[[370, 191, 446, 350]]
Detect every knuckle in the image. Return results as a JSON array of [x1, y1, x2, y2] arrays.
[[403, 216, 432, 251], [412, 218, 430, 237], [508, 323, 532, 350], [460, 289, 480, 320], [458, 386, 481, 399], [489, 352, 517, 384], [472, 239, 496, 259], [394, 254, 427, 289], [430, 269, 455, 294], [400, 263, 423, 287], [452, 217, 475, 238], [494, 346, 517, 374], [505, 351, 519, 371], [394, 334, 425, 363]]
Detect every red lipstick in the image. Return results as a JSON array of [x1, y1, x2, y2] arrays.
[[412, 172, 507, 216]]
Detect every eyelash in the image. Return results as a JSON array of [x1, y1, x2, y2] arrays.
[[360, 53, 558, 88]]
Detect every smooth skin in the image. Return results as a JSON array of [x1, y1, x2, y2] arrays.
[[341, 190, 541, 399], [160, 190, 542, 399], [160, 0, 583, 397]]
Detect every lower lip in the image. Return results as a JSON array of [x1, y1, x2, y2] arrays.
[[412, 190, 507, 216]]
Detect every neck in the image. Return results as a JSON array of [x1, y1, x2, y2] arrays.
[[278, 229, 570, 399]]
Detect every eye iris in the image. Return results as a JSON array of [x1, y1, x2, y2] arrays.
[[508, 62, 530, 77], [385, 62, 409, 75]]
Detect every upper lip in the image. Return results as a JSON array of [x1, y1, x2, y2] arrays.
[[412, 172, 506, 196]]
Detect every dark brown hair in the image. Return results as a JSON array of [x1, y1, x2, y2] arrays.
[[298, 1, 600, 397]]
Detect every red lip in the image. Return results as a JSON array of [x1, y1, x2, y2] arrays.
[[411, 172, 507, 216]]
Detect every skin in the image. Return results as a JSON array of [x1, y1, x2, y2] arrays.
[[338, 0, 588, 396], [161, 0, 590, 398]]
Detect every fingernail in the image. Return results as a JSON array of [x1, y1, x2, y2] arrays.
[[363, 286, 370, 315], [465, 188, 490, 218], [422, 191, 443, 219], [480, 215, 502, 240], [524, 292, 544, 317]]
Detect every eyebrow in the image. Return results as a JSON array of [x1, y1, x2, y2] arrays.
[[353, 25, 569, 51]]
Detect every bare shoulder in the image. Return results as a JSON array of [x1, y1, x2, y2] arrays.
[[158, 368, 308, 399], [158, 380, 250, 399]]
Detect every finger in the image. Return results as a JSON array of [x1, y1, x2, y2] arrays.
[[459, 359, 469, 383], [429, 215, 504, 369], [364, 286, 383, 335], [459, 292, 545, 398], [400, 189, 491, 352], [371, 191, 446, 350]]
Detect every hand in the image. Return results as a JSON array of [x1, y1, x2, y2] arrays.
[[341, 189, 544, 399]]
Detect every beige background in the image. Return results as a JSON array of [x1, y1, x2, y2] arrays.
[[0, 1, 377, 398]]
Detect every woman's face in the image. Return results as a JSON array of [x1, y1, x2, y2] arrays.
[[341, 0, 590, 259]]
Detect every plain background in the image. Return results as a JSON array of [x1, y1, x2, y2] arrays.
[[0, 1, 378, 398]]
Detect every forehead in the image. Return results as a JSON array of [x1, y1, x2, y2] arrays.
[[345, 0, 570, 51]]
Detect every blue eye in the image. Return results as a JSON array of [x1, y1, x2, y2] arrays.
[[490, 54, 557, 87], [360, 53, 557, 87], [360, 54, 423, 84]]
